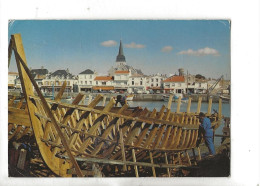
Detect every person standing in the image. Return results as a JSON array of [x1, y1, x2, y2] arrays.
[[197, 112, 216, 156]]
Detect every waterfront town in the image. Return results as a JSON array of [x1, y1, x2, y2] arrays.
[[8, 40, 230, 98], [7, 20, 231, 178]]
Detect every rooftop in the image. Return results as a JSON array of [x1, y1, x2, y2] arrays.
[[163, 76, 185, 82], [79, 69, 94, 75], [94, 76, 114, 81]]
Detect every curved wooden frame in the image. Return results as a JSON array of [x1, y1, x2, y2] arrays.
[[8, 34, 223, 177]]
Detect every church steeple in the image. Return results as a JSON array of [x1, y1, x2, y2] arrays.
[[116, 40, 126, 65]]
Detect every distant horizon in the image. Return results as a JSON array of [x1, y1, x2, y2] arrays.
[[8, 20, 231, 80]]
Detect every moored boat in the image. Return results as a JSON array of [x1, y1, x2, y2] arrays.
[[126, 94, 134, 101]]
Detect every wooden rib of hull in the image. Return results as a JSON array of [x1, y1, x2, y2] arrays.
[[8, 34, 223, 177]]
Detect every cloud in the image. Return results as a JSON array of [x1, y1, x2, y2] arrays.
[[124, 42, 146, 49], [161, 46, 173, 52], [100, 40, 117, 47], [178, 47, 220, 56]]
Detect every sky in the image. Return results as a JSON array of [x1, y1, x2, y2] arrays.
[[8, 20, 231, 79]]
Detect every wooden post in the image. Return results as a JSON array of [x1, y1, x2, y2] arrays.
[[131, 144, 139, 177], [149, 151, 156, 177], [88, 94, 92, 105], [218, 98, 222, 120], [17, 149, 27, 170], [176, 96, 181, 113], [164, 152, 170, 177], [192, 148, 197, 165], [185, 150, 191, 166], [80, 94, 86, 105], [167, 94, 173, 109], [207, 97, 212, 115], [196, 97, 202, 113], [178, 152, 182, 165], [197, 147, 202, 160], [119, 128, 127, 172], [102, 96, 107, 106], [186, 97, 192, 113]]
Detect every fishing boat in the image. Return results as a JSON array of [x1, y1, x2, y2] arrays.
[[219, 95, 230, 102], [126, 94, 134, 101], [8, 34, 223, 177], [163, 94, 188, 103]]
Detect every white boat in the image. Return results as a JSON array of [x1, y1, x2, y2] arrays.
[[219, 95, 230, 102], [126, 94, 134, 101], [163, 94, 188, 103]]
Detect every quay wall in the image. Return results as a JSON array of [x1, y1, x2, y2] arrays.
[[9, 90, 221, 103]]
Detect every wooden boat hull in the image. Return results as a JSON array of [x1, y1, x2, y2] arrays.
[[8, 34, 223, 177]]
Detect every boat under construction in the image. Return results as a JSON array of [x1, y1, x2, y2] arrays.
[[8, 34, 229, 177]]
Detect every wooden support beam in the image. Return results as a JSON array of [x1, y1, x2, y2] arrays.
[[185, 150, 192, 166], [197, 147, 202, 160], [207, 97, 212, 115], [167, 94, 173, 109], [54, 81, 67, 102], [11, 34, 82, 177], [149, 151, 156, 177], [196, 97, 202, 114], [192, 148, 197, 165], [164, 152, 170, 177], [119, 128, 127, 171], [176, 96, 182, 113], [132, 144, 139, 177], [186, 97, 192, 113], [102, 96, 107, 106], [178, 152, 182, 165]]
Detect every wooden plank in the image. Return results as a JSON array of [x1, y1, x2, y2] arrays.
[[167, 94, 173, 109], [59, 154, 187, 169]]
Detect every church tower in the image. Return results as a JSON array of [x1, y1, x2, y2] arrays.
[[116, 40, 126, 66]]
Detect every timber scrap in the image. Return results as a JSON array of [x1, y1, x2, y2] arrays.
[[8, 34, 223, 177]]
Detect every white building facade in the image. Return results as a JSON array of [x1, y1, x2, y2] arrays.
[[163, 76, 187, 94], [78, 69, 97, 92], [41, 69, 77, 93]]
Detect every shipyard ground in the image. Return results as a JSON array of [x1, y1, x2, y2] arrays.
[[8, 138, 230, 177]]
